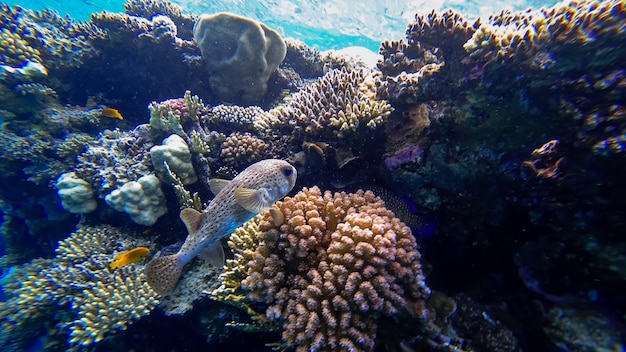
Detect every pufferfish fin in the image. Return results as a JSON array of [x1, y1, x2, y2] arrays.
[[198, 242, 225, 267], [234, 187, 272, 213], [208, 178, 231, 195], [180, 208, 203, 237]]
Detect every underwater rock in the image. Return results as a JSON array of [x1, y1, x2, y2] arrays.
[[193, 12, 287, 104]]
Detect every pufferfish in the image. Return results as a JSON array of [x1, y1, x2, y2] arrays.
[[144, 159, 297, 295]]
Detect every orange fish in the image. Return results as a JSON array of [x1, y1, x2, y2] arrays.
[[109, 247, 150, 269], [102, 107, 124, 120]]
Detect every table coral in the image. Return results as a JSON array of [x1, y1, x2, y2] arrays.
[[225, 187, 431, 351], [0, 225, 158, 349]]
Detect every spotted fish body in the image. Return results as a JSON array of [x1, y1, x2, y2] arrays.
[[145, 159, 297, 295]]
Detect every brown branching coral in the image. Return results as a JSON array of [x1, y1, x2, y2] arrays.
[[259, 67, 393, 141], [235, 186, 431, 351], [376, 9, 475, 102], [219, 132, 270, 168]]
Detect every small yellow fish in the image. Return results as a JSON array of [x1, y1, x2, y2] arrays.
[[102, 107, 124, 120], [109, 247, 150, 269]]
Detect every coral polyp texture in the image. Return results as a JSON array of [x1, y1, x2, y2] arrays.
[[227, 187, 430, 351], [219, 132, 270, 167], [0, 226, 158, 349]]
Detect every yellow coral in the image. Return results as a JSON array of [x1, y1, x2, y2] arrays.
[[0, 226, 158, 347], [68, 267, 158, 345], [0, 27, 42, 68]]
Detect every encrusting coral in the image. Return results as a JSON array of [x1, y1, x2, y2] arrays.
[[75, 126, 154, 196], [0, 225, 158, 349], [217, 187, 431, 351]]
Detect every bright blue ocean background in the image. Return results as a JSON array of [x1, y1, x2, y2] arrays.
[[8, 0, 562, 52]]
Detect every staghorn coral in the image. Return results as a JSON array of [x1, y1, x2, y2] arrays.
[[0, 225, 158, 349], [219, 132, 270, 168], [259, 67, 393, 141], [226, 187, 430, 351]]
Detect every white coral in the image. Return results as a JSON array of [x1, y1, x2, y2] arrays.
[[105, 174, 167, 226], [56, 172, 97, 214], [150, 134, 197, 185]]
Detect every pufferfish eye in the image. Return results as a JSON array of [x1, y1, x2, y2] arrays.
[[282, 166, 293, 177]]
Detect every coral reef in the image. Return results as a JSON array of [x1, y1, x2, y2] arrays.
[[193, 12, 287, 103], [1, 0, 625, 351], [259, 67, 393, 142], [376, 9, 475, 103], [221, 187, 431, 351], [0, 225, 157, 349]]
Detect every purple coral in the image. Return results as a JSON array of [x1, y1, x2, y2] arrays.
[[384, 144, 423, 170]]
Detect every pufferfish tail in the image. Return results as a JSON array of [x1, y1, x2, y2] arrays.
[[144, 254, 184, 295]]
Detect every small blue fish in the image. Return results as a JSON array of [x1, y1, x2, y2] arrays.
[[144, 159, 297, 294]]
